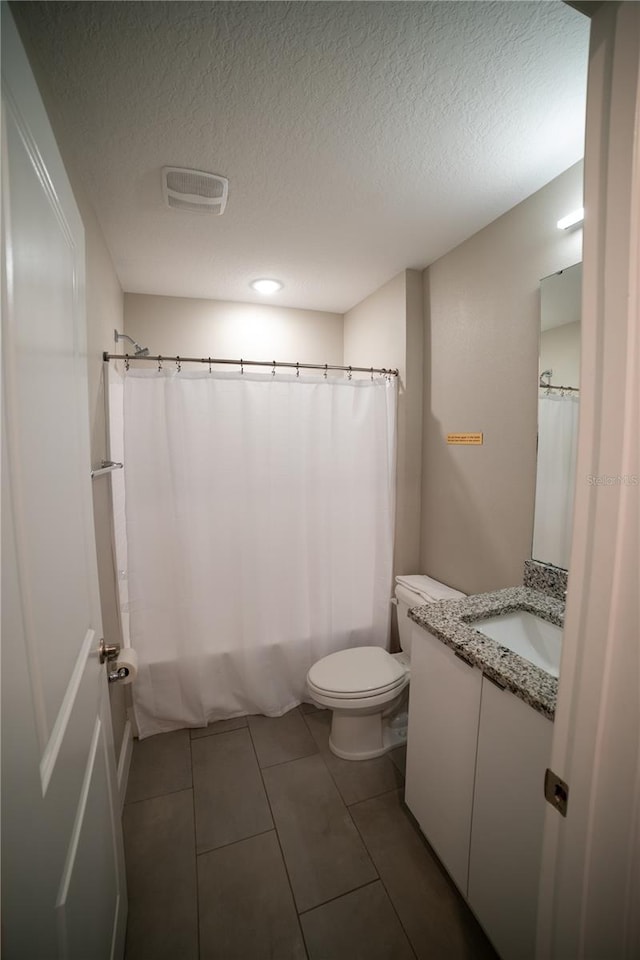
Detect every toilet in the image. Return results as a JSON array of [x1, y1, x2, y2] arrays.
[[306, 575, 465, 760]]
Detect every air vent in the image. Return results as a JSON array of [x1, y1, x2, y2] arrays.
[[162, 166, 228, 215]]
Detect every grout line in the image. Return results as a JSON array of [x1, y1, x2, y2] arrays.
[[347, 785, 403, 815], [345, 783, 406, 808], [246, 721, 310, 960], [300, 710, 400, 812], [297, 712, 385, 918], [399, 795, 480, 898], [189, 720, 248, 741], [348, 795, 419, 960], [195, 827, 276, 858], [252, 748, 321, 774], [297, 877, 381, 917], [466, 679, 484, 898], [257, 747, 319, 772], [188, 734, 201, 960], [300, 715, 352, 801], [124, 784, 193, 807], [338, 798, 380, 896], [248, 710, 320, 770]]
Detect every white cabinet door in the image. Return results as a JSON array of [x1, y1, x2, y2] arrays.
[[405, 628, 482, 893], [1, 9, 126, 957], [468, 677, 553, 960]]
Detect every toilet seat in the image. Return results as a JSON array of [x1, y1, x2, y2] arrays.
[[307, 646, 407, 700]]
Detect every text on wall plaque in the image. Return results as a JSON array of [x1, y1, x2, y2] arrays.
[[447, 433, 484, 445]]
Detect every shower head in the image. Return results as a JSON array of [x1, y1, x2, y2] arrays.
[[114, 329, 149, 357]]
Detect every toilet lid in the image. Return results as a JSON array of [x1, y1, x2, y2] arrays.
[[307, 646, 407, 698]]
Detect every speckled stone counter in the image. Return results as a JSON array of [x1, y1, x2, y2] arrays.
[[408, 586, 564, 721], [523, 559, 568, 600]]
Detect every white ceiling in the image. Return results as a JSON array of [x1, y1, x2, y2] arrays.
[[15, 1, 589, 314]]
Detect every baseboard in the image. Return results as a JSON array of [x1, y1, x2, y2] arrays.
[[116, 718, 133, 809]]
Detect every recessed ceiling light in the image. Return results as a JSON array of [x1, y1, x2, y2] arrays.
[[250, 278, 283, 295]]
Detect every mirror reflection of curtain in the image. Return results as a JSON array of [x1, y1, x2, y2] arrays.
[[533, 392, 580, 570]]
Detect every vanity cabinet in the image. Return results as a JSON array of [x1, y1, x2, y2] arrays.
[[405, 627, 482, 892], [406, 625, 553, 960]]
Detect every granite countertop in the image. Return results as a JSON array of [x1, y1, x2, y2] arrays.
[[408, 586, 564, 720]]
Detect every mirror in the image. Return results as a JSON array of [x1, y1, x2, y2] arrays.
[[532, 262, 581, 570]]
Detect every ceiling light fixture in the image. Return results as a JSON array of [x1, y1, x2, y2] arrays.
[[557, 207, 584, 231], [250, 279, 283, 295]]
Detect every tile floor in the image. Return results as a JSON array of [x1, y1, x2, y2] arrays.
[[123, 705, 497, 960]]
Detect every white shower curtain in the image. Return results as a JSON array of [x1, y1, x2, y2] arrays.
[[116, 368, 397, 738], [533, 392, 580, 570]]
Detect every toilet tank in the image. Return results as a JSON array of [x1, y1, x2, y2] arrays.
[[394, 576, 466, 657]]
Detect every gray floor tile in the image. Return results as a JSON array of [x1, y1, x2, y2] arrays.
[[123, 789, 197, 960], [262, 754, 377, 913], [350, 790, 497, 960], [389, 744, 407, 777], [192, 727, 273, 853], [303, 710, 403, 805], [249, 708, 318, 768], [125, 729, 192, 804], [190, 716, 248, 739], [301, 881, 415, 960], [198, 831, 307, 960]]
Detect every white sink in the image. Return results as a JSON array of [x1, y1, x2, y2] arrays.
[[469, 610, 562, 677]]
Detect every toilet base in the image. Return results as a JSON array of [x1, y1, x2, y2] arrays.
[[327, 694, 409, 761]]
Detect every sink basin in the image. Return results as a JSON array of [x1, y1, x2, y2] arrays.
[[469, 610, 562, 677]]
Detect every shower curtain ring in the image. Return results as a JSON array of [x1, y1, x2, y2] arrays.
[[125, 354, 130, 371], [370, 367, 374, 381], [158, 355, 163, 372], [348, 366, 352, 380], [208, 357, 212, 373], [324, 364, 328, 379], [176, 356, 181, 372], [272, 360, 276, 376], [296, 362, 299, 378], [240, 358, 244, 375]]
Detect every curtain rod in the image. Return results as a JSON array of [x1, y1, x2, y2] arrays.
[[103, 353, 399, 377], [540, 384, 580, 393]]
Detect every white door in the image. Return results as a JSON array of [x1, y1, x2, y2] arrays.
[[536, 3, 640, 958], [1, 9, 127, 959]]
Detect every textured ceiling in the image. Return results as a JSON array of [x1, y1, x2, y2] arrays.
[[14, 1, 589, 313]]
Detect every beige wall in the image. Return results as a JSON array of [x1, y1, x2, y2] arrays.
[[124, 294, 343, 365], [540, 321, 581, 389], [540, 261, 582, 330], [421, 161, 584, 594], [344, 270, 424, 582]]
